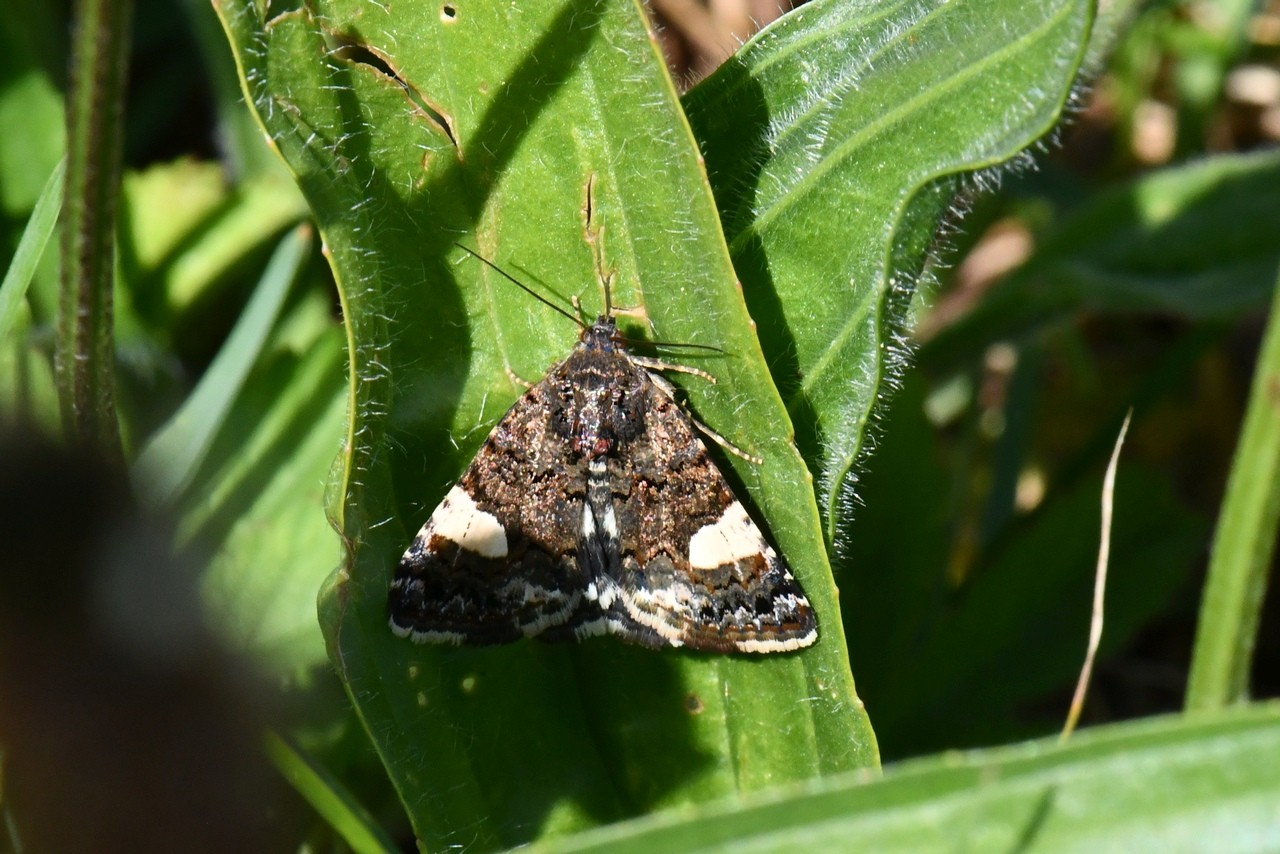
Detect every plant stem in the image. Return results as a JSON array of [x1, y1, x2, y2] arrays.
[[57, 0, 133, 467], [1185, 271, 1280, 711]]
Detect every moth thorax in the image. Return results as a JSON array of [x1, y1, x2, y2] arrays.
[[569, 382, 644, 458], [570, 400, 613, 457]]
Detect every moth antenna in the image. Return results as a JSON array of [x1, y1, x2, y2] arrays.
[[504, 365, 535, 390], [454, 243, 584, 329], [583, 173, 613, 316]]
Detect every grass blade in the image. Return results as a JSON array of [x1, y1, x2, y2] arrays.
[[133, 226, 310, 504], [0, 160, 65, 348], [1185, 270, 1280, 711], [264, 731, 398, 854]]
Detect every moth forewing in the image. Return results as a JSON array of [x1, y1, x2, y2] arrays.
[[389, 307, 816, 653]]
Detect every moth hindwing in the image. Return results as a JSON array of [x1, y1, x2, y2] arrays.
[[388, 315, 817, 653]]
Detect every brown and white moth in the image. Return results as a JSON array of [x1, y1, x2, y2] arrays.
[[388, 279, 816, 653]]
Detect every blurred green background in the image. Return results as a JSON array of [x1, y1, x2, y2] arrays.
[[2, 0, 1278, 849]]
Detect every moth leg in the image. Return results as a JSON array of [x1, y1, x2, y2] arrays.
[[686, 415, 763, 464], [630, 355, 716, 384]]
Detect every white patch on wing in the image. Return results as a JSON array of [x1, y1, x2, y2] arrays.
[[688, 501, 772, 569], [581, 503, 596, 539], [426, 486, 508, 558]]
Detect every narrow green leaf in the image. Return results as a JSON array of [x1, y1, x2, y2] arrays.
[[0, 159, 63, 348], [1186, 268, 1280, 711], [180, 293, 346, 672], [133, 226, 310, 505], [117, 160, 307, 323], [215, 0, 871, 847], [868, 464, 1203, 752], [264, 731, 398, 854], [684, 0, 1094, 532], [921, 149, 1280, 368], [551, 703, 1280, 852]]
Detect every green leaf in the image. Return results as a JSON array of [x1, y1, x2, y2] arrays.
[[832, 376, 1205, 754], [874, 466, 1201, 752], [683, 0, 1095, 530], [264, 731, 398, 854], [0, 1, 65, 219], [215, 0, 872, 847], [549, 703, 1280, 851], [117, 159, 308, 326], [921, 149, 1280, 368], [183, 297, 347, 673], [1186, 268, 1280, 711], [0, 159, 63, 431], [133, 226, 310, 506], [0, 159, 63, 352]]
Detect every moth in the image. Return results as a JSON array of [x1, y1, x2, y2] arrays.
[[388, 256, 816, 654]]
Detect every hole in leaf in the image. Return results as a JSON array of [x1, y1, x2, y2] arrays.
[[441, 3, 457, 22], [332, 38, 459, 150]]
